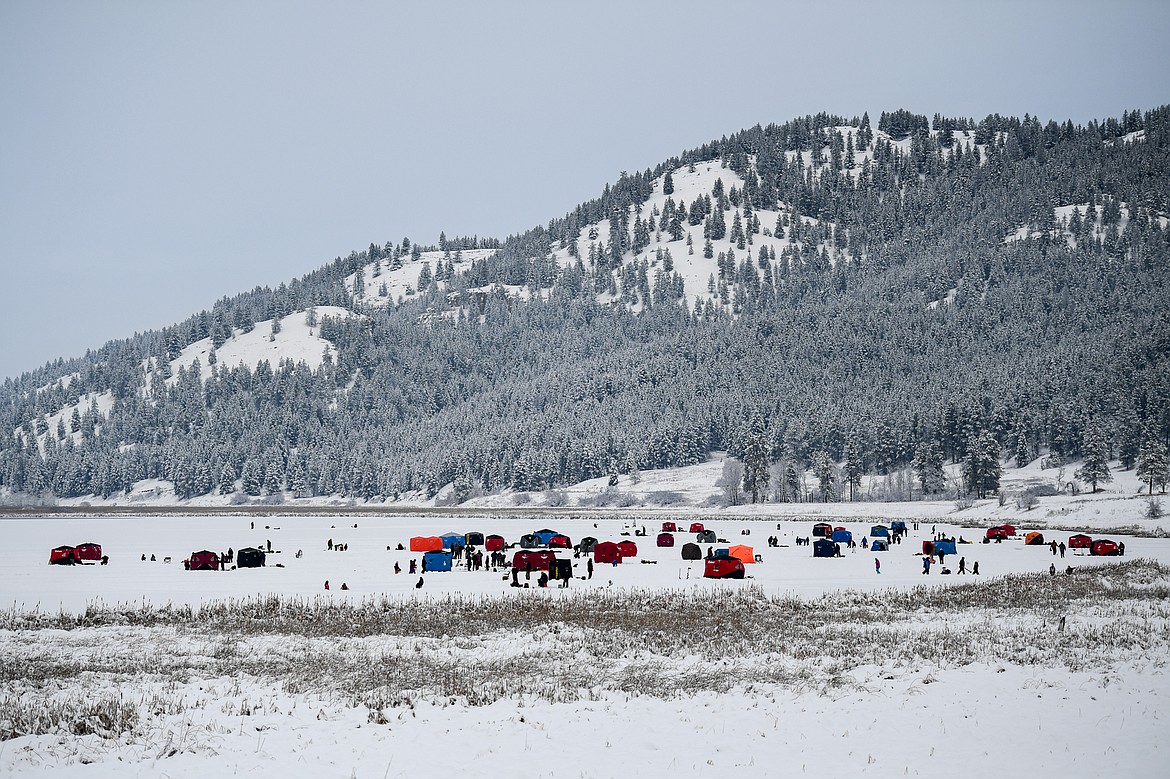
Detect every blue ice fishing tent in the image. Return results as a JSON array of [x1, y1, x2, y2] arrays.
[[713, 548, 731, 559], [933, 540, 956, 555], [440, 533, 463, 550], [831, 529, 853, 543], [534, 529, 558, 545], [870, 525, 889, 538], [423, 551, 453, 572], [813, 539, 837, 558], [890, 521, 907, 533], [871, 539, 889, 551]]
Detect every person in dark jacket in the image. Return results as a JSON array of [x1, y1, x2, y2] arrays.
[[587, 558, 594, 579]]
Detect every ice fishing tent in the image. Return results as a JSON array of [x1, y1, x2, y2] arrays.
[[1068, 534, 1092, 550], [1090, 539, 1120, 556], [712, 548, 731, 559], [519, 534, 541, 549], [548, 534, 572, 548], [1025, 532, 1045, 546], [578, 537, 598, 554], [681, 542, 702, 560], [513, 550, 556, 570], [423, 551, 453, 572], [410, 536, 443, 553], [236, 547, 266, 568], [812, 523, 833, 537], [921, 540, 935, 556], [831, 529, 852, 543], [534, 529, 558, 545], [548, 558, 573, 581], [485, 534, 506, 551], [616, 540, 638, 558], [1000, 524, 1017, 536], [75, 542, 103, 562], [48, 545, 76, 565], [440, 533, 464, 550], [657, 532, 675, 547], [813, 539, 837, 558], [985, 526, 1010, 540], [871, 539, 889, 551], [189, 550, 219, 570], [729, 544, 755, 564], [689, 522, 705, 533], [464, 532, 485, 547], [934, 540, 957, 555], [890, 521, 907, 533], [696, 530, 717, 543], [870, 525, 890, 538], [593, 542, 621, 564], [704, 558, 745, 579], [661, 521, 677, 532]]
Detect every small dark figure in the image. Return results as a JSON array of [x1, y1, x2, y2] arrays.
[[396, 543, 404, 551], [1119, 542, 1125, 556], [250, 521, 254, 530], [340, 583, 349, 590], [394, 561, 401, 574], [538, 571, 549, 588], [422, 556, 428, 573], [587, 558, 594, 579], [150, 554, 156, 562], [1059, 542, 1066, 558], [525, 562, 532, 580], [922, 557, 931, 575], [1049, 563, 1056, 576], [266, 539, 272, 553], [972, 561, 980, 575], [328, 538, 333, 551], [415, 577, 424, 589], [511, 568, 520, 587], [1066, 566, 1073, 575], [409, 559, 417, 574], [141, 553, 146, 561], [834, 543, 842, 557], [324, 580, 330, 590], [875, 558, 881, 574], [100, 555, 109, 565], [227, 547, 233, 562], [958, 557, 967, 574]]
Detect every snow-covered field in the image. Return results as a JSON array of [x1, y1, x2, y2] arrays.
[[2, 512, 1167, 777]]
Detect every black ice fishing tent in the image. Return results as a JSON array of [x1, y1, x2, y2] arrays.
[[236, 547, 266, 568]]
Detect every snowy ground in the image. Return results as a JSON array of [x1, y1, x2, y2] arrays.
[[1, 512, 1168, 777]]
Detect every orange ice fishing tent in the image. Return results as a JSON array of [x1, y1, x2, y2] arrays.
[[729, 544, 755, 564], [410, 536, 443, 553]]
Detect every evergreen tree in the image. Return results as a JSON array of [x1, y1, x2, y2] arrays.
[[843, 436, 863, 500], [962, 431, 1002, 499], [1136, 435, 1169, 495], [741, 420, 771, 503], [914, 441, 946, 495], [812, 450, 836, 502], [663, 170, 674, 195], [1074, 424, 1112, 493]]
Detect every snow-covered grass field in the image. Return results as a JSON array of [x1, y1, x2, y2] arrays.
[[1, 512, 1168, 777]]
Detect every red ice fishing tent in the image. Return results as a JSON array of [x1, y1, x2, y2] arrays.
[[729, 544, 755, 564], [548, 534, 572, 549], [189, 550, 219, 570], [922, 540, 935, 556], [986, 526, 1010, 541], [616, 540, 638, 559], [512, 550, 556, 571], [813, 523, 833, 538], [1068, 534, 1092, 550], [410, 536, 443, 553], [1025, 532, 1045, 546], [704, 558, 745, 579], [485, 535, 506, 551], [689, 522, 705, 533], [48, 545, 76, 565], [75, 543, 103, 562], [662, 521, 677, 532], [1000, 524, 1017, 536], [593, 542, 621, 565], [657, 532, 675, 547], [1090, 539, 1120, 556]]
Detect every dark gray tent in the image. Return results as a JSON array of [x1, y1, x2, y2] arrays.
[[681, 542, 702, 560], [696, 530, 717, 543], [578, 536, 598, 553], [464, 532, 485, 547], [236, 547, 266, 568], [520, 534, 541, 548]]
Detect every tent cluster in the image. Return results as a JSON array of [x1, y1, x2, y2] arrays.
[[48, 542, 103, 565]]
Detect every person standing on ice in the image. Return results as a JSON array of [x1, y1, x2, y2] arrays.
[[874, 558, 881, 574], [958, 557, 967, 574], [587, 558, 594, 579], [972, 561, 980, 575], [922, 556, 931, 575]]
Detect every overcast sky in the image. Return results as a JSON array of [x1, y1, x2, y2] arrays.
[[2, 0, 1167, 381]]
